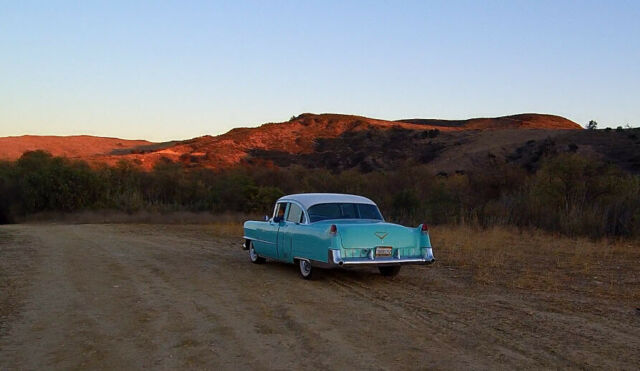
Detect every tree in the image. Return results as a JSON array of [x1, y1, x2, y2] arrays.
[[586, 120, 598, 130]]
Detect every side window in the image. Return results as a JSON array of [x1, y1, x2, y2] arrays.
[[273, 202, 288, 220], [286, 203, 304, 223]]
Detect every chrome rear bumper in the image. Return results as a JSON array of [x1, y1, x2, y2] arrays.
[[329, 248, 435, 266]]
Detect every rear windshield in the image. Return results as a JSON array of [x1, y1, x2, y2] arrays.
[[307, 203, 383, 222]]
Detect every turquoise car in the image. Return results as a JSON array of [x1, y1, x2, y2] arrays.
[[243, 193, 435, 279]]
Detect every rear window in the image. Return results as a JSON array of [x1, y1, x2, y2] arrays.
[[307, 203, 383, 222]]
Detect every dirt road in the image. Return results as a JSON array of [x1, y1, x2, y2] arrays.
[[1, 224, 639, 370]]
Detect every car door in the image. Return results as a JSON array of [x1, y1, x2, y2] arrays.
[[255, 202, 287, 259], [278, 202, 304, 263]]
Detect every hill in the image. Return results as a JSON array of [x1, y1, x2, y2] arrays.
[[0, 135, 151, 161], [249, 126, 640, 174], [397, 113, 582, 130], [0, 113, 584, 170]]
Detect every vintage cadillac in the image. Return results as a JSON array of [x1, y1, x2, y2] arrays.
[[243, 193, 435, 279]]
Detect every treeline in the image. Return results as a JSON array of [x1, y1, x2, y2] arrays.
[[1, 150, 639, 238]]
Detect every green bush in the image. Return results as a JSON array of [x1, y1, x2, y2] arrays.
[[0, 150, 638, 238], [15, 151, 103, 213], [505, 154, 640, 237]]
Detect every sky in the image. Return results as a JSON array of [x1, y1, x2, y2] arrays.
[[1, 1, 639, 141]]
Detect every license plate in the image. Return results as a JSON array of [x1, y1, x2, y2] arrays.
[[375, 246, 392, 257]]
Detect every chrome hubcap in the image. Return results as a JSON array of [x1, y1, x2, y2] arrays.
[[249, 245, 257, 261], [300, 260, 311, 276]]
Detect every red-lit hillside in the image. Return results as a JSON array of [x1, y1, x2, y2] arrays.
[[0, 113, 582, 169], [0, 135, 151, 161]]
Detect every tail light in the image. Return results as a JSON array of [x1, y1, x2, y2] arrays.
[[421, 224, 429, 233], [330, 224, 337, 235]]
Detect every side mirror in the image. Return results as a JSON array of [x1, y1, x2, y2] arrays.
[[264, 215, 269, 221]]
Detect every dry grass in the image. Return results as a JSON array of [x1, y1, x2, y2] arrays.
[[430, 225, 640, 301], [17, 211, 260, 226], [207, 222, 244, 237]]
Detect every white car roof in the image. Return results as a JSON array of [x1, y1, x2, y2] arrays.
[[277, 193, 377, 210]]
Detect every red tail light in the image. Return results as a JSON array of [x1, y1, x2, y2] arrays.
[[330, 224, 337, 235], [421, 224, 429, 232]]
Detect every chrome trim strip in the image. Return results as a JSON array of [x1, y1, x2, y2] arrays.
[[331, 249, 342, 264], [242, 236, 275, 245], [328, 249, 435, 266], [340, 257, 434, 265]]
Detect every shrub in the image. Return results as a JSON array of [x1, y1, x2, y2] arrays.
[[0, 150, 637, 238]]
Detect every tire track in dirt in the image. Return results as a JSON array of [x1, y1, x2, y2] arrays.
[[72, 225, 384, 370], [324, 266, 640, 368]]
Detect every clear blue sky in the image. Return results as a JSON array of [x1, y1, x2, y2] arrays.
[[1, 1, 639, 141]]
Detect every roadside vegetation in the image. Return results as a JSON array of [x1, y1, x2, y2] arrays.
[[0, 150, 639, 239], [431, 224, 639, 301]]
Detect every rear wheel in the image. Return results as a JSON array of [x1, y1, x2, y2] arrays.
[[378, 265, 401, 277], [249, 242, 265, 264], [298, 259, 313, 280]]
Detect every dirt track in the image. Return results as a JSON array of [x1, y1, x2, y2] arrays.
[[1, 224, 639, 370]]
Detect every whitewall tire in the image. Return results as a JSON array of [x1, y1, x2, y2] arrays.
[[298, 259, 313, 279], [249, 242, 265, 264]]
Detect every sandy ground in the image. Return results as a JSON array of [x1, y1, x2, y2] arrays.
[[1, 224, 639, 370]]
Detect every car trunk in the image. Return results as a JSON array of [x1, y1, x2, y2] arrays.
[[337, 222, 418, 251]]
